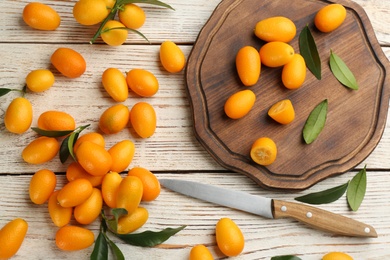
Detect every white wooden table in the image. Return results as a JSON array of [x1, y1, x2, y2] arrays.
[[1, 0, 389, 259]]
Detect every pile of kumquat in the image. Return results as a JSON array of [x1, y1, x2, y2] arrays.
[[1, 0, 188, 258]]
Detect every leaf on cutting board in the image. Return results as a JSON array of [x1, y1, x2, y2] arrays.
[[347, 165, 367, 211], [294, 181, 349, 204], [302, 99, 328, 144], [299, 25, 321, 80], [330, 50, 359, 90]]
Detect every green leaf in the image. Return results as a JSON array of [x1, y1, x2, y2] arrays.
[[330, 50, 359, 90], [68, 131, 79, 161], [295, 181, 349, 205], [108, 208, 128, 232], [119, 0, 175, 10], [90, 232, 109, 260], [303, 99, 328, 144], [127, 28, 150, 43], [113, 226, 186, 247], [106, 236, 125, 260], [101, 27, 150, 43], [67, 124, 90, 161], [347, 166, 367, 211], [271, 256, 302, 260], [31, 127, 74, 137], [0, 88, 13, 97], [59, 136, 71, 163], [90, 0, 173, 44], [299, 25, 321, 80]]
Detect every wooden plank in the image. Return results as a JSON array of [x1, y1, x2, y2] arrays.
[[0, 0, 389, 45], [1, 45, 390, 174], [0, 171, 388, 259]]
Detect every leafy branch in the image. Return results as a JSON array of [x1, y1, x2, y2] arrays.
[[90, 0, 174, 44], [0, 86, 27, 97], [32, 124, 90, 163], [91, 209, 186, 260]]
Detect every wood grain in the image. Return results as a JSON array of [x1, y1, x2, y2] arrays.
[[186, 0, 390, 189], [0, 0, 389, 259]]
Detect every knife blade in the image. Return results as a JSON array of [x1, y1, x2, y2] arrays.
[[159, 179, 377, 238]]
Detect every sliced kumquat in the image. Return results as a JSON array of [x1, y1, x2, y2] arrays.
[[250, 137, 277, 166], [268, 99, 295, 125]]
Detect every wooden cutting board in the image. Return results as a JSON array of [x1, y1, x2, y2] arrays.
[[185, 0, 390, 190]]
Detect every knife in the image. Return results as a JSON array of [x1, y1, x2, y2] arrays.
[[159, 179, 377, 238]]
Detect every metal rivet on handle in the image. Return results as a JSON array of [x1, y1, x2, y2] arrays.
[[365, 227, 370, 233], [306, 212, 313, 218], [281, 206, 287, 212]]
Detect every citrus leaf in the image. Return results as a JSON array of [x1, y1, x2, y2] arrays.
[[303, 99, 328, 144], [295, 181, 349, 205], [90, 232, 109, 260], [68, 131, 79, 161], [31, 127, 74, 137], [119, 0, 175, 10], [271, 256, 302, 260], [108, 208, 128, 232], [106, 237, 125, 260], [113, 226, 186, 247], [330, 50, 359, 90], [0, 88, 13, 97], [67, 124, 90, 161], [127, 28, 149, 43], [347, 166, 367, 211], [59, 136, 71, 164], [299, 25, 321, 80]]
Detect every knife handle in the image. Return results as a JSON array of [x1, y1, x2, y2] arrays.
[[272, 199, 377, 237]]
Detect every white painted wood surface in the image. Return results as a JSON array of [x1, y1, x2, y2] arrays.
[[0, 0, 389, 259]]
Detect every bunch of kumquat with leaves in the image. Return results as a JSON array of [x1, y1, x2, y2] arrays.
[[72, 0, 174, 45], [26, 122, 185, 258]]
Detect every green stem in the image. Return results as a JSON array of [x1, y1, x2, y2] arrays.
[[89, 2, 120, 44]]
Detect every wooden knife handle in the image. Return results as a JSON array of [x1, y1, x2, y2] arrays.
[[272, 199, 377, 237]]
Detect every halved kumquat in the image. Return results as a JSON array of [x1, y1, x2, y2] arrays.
[[250, 137, 277, 166], [268, 99, 295, 125]]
